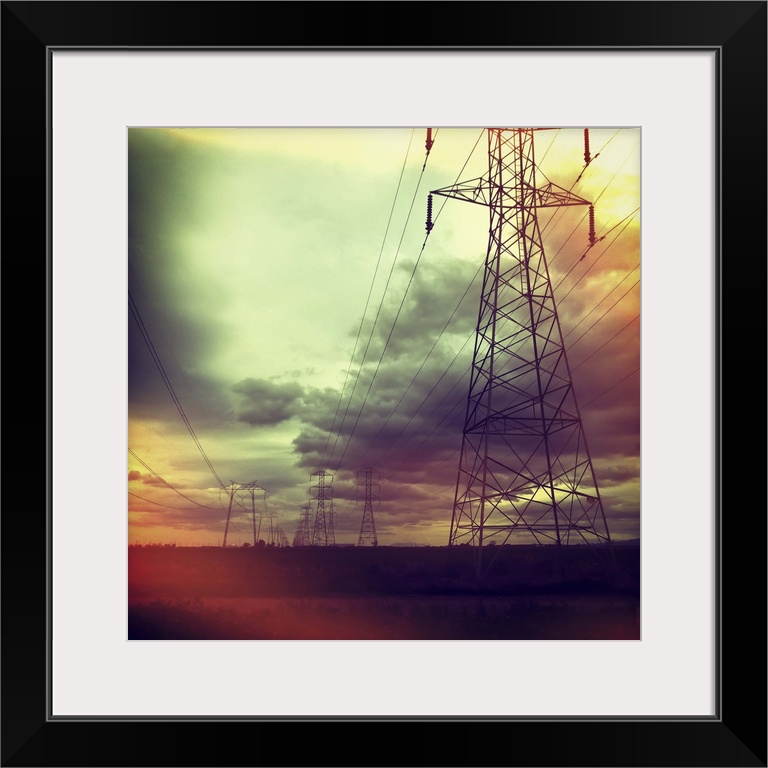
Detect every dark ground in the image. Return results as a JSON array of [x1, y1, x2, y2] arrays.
[[128, 543, 640, 640]]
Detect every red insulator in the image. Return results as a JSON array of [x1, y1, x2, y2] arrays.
[[588, 205, 596, 246], [426, 127, 434, 153], [584, 128, 592, 165]]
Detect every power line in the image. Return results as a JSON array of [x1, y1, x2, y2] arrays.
[[538, 129, 621, 244], [128, 448, 225, 510], [581, 366, 640, 409], [378, 385, 467, 491], [361, 131, 638, 482], [374, 345, 474, 484], [357, 260, 484, 468], [334, 231, 432, 472], [325, 134, 431, 468], [563, 262, 640, 339], [368, 134, 634, 528], [546, 133, 639, 269], [371, 245, 638, 496], [320, 129, 416, 468], [330, 130, 485, 472], [129, 490, 222, 512], [370, 256, 638, 481], [566, 278, 640, 351], [555, 208, 640, 299], [129, 291, 226, 489], [571, 314, 640, 372], [380, 285, 637, 489]]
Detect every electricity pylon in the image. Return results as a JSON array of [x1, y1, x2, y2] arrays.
[[262, 508, 279, 546], [357, 466, 379, 546], [311, 470, 335, 546], [222, 480, 265, 548], [327, 500, 336, 546], [293, 504, 313, 547], [432, 128, 613, 582]]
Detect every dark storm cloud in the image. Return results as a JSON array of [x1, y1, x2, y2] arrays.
[[231, 378, 304, 426], [291, 427, 333, 471], [584, 401, 641, 458], [285, 227, 639, 536], [354, 255, 481, 364], [316, 252, 482, 476], [571, 331, 640, 459], [293, 385, 349, 432], [300, 223, 640, 496], [291, 342, 471, 477], [592, 455, 641, 487]]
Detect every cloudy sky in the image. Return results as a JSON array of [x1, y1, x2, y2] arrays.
[[128, 127, 640, 547]]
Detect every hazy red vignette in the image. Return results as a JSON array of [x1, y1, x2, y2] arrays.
[[128, 545, 640, 640]]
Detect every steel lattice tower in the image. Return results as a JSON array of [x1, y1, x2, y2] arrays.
[[432, 128, 613, 580], [327, 500, 336, 546], [311, 470, 335, 546], [356, 466, 379, 546], [262, 509, 279, 546], [222, 481, 265, 548], [293, 504, 313, 547]]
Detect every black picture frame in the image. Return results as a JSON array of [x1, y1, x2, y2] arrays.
[[4, 2, 765, 766]]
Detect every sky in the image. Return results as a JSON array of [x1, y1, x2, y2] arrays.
[[128, 127, 640, 547]]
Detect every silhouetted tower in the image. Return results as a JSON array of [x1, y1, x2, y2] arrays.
[[263, 509, 279, 545], [293, 504, 313, 547], [222, 480, 265, 548], [311, 470, 335, 546], [432, 128, 613, 581], [252, 489, 271, 543], [356, 466, 379, 546], [327, 501, 337, 546]]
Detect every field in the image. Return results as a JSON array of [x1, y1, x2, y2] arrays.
[[128, 544, 640, 640]]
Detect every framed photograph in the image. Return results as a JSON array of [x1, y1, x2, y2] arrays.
[[5, 1, 765, 765]]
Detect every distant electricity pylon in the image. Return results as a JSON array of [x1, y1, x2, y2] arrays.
[[222, 480, 265, 548], [356, 466, 379, 546], [260, 508, 279, 546], [293, 504, 313, 547], [311, 470, 335, 546], [431, 128, 613, 581]]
